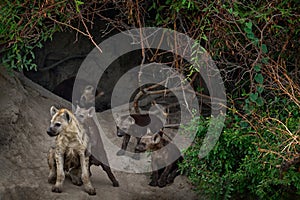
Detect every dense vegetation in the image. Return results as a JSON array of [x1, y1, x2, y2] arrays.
[[1, 1, 299, 199]]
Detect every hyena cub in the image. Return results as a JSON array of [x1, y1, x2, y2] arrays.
[[79, 85, 104, 108], [47, 106, 96, 195], [115, 113, 164, 160], [135, 129, 183, 187], [74, 105, 119, 187]]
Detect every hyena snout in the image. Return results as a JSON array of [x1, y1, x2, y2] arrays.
[[116, 127, 126, 137], [47, 127, 59, 137]]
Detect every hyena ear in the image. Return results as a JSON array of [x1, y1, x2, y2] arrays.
[[98, 91, 104, 96], [127, 116, 135, 125], [87, 107, 96, 117], [64, 111, 72, 123], [50, 106, 58, 116], [71, 104, 77, 112], [86, 85, 94, 91], [158, 129, 164, 137], [114, 113, 120, 122], [152, 132, 161, 144], [73, 104, 80, 115], [146, 127, 152, 135]]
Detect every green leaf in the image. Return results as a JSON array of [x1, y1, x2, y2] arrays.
[[249, 93, 258, 102], [240, 121, 249, 128], [245, 21, 252, 29], [254, 65, 261, 72], [247, 32, 255, 39], [254, 73, 264, 84], [256, 97, 264, 106], [244, 27, 252, 34], [261, 44, 268, 53], [262, 57, 269, 64], [76, 0, 84, 5], [257, 85, 264, 94]]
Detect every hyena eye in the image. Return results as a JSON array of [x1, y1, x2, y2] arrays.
[[55, 123, 61, 127]]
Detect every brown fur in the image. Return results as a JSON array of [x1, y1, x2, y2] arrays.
[[135, 129, 183, 187], [46, 106, 96, 195], [74, 105, 119, 187], [115, 113, 164, 160]]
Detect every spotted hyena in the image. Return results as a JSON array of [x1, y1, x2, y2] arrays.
[[47, 106, 96, 195], [74, 105, 119, 187], [135, 129, 183, 187]]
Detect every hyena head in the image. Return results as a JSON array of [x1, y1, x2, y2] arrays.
[[79, 85, 104, 107], [115, 114, 135, 137], [47, 106, 72, 137], [74, 105, 95, 124], [135, 128, 164, 152], [80, 85, 95, 107]]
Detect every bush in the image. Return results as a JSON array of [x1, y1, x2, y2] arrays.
[[180, 97, 300, 199]]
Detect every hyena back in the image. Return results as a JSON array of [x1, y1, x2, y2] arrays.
[[47, 106, 96, 195]]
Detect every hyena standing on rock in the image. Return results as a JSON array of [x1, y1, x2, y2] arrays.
[[74, 105, 119, 187], [135, 128, 183, 187], [47, 106, 96, 195]]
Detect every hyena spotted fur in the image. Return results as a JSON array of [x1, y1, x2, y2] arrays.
[[74, 105, 119, 187], [135, 129, 183, 187], [47, 106, 96, 195]]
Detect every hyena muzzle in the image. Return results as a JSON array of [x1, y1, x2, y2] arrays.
[[47, 106, 96, 195]]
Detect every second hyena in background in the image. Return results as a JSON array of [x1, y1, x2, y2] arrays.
[[135, 129, 183, 187], [47, 106, 96, 195], [74, 105, 119, 187]]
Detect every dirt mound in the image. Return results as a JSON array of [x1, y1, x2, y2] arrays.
[[0, 67, 199, 200]]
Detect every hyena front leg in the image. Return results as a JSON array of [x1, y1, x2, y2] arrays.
[[117, 134, 130, 156], [149, 161, 159, 186], [149, 170, 159, 186], [157, 165, 173, 187], [166, 163, 179, 184], [52, 150, 65, 193], [47, 147, 56, 184], [79, 151, 96, 195]]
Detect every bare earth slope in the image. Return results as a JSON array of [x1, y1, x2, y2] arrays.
[[0, 67, 199, 200]]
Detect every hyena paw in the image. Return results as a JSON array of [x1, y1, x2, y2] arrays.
[[52, 185, 62, 193], [86, 187, 96, 195], [116, 149, 125, 156], [112, 180, 120, 187], [158, 179, 167, 188], [166, 177, 175, 184], [132, 153, 140, 160], [149, 180, 158, 187]]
